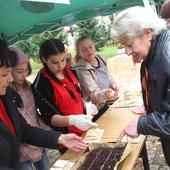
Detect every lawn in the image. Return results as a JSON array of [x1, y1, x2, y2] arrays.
[[70, 44, 117, 59], [31, 60, 43, 70], [31, 44, 118, 70], [97, 45, 117, 58]]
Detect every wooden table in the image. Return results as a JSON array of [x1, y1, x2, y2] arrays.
[[60, 107, 149, 170], [110, 91, 144, 109], [96, 107, 148, 170]]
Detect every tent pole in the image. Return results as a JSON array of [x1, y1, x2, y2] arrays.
[[143, 0, 151, 9], [143, 0, 157, 14]]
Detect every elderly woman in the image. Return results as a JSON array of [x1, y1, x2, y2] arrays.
[[112, 6, 170, 167]]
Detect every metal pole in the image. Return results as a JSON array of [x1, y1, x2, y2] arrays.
[[143, 0, 157, 14], [143, 0, 152, 9]]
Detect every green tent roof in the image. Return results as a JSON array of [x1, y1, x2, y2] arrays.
[[0, 0, 155, 45]]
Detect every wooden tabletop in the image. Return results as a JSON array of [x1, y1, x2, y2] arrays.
[[97, 107, 146, 170], [59, 106, 147, 170], [111, 92, 143, 108], [97, 107, 140, 142]]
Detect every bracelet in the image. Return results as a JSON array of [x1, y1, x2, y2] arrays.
[[58, 135, 62, 144]]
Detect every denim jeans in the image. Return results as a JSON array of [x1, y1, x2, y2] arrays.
[[19, 150, 50, 170]]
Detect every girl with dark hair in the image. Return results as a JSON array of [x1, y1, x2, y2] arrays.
[[32, 38, 98, 154]]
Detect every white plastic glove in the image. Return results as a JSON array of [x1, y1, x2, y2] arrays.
[[69, 115, 98, 131], [85, 101, 98, 116]]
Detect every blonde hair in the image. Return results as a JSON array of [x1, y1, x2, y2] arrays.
[[75, 36, 93, 64], [10, 62, 32, 92]]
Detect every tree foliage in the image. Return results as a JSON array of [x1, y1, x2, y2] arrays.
[[13, 28, 68, 62], [74, 18, 109, 51]]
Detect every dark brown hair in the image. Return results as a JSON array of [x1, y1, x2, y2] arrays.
[[39, 38, 65, 65], [0, 39, 18, 68], [40, 38, 81, 101]]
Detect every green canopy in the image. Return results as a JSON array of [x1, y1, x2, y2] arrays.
[[0, 0, 155, 45]]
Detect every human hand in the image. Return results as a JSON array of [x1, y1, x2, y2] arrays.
[[59, 134, 88, 152], [117, 117, 139, 143], [26, 147, 42, 163], [112, 83, 119, 93], [85, 101, 98, 116], [105, 88, 119, 100], [69, 115, 98, 131]]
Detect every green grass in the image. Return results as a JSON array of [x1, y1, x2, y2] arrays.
[[30, 60, 43, 70], [97, 45, 117, 58], [70, 44, 117, 59], [31, 44, 118, 70]]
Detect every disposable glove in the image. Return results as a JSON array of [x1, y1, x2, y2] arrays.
[[69, 115, 98, 131], [85, 101, 98, 116]]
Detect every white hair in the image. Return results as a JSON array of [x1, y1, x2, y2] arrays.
[[112, 6, 166, 40]]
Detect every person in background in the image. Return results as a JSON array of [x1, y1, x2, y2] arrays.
[[10, 47, 52, 170], [32, 38, 98, 154], [0, 39, 87, 170], [64, 44, 74, 67], [160, 0, 170, 29], [74, 36, 119, 122], [112, 6, 170, 167]]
